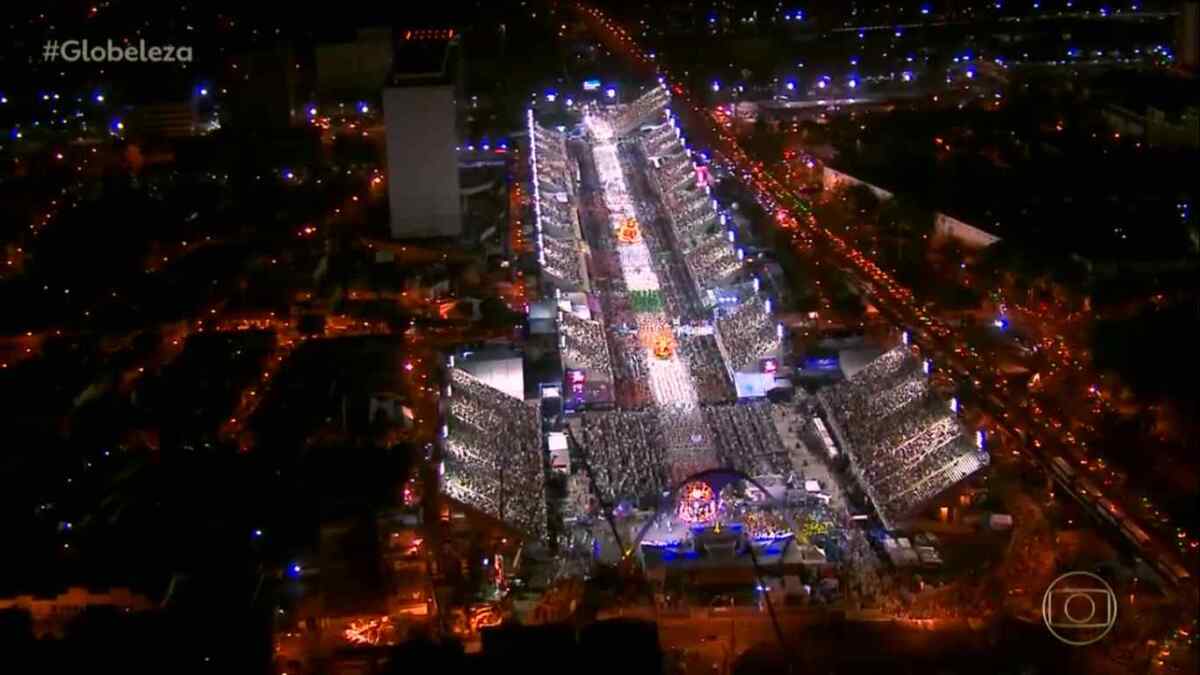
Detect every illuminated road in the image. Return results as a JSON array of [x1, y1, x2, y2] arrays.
[[571, 2, 1193, 589]]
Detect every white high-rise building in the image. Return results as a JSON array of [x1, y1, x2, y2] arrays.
[[383, 30, 462, 239]]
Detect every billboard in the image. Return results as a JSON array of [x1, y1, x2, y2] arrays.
[[804, 354, 840, 371], [734, 372, 774, 399], [582, 79, 602, 91]]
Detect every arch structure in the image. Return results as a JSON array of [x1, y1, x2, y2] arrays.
[[628, 467, 799, 553]]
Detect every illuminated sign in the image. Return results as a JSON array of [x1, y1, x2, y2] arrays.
[[582, 79, 602, 91], [804, 356, 839, 371]]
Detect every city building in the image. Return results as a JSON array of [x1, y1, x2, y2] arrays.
[[1179, 1, 1200, 74], [129, 102, 197, 139], [226, 45, 302, 131], [384, 29, 464, 239], [316, 27, 395, 101], [0, 587, 157, 638]]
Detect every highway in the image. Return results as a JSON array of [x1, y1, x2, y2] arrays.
[[570, 1, 1194, 593]]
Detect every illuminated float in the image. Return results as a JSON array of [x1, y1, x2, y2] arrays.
[[652, 334, 675, 360], [616, 215, 641, 243], [677, 481, 717, 524]]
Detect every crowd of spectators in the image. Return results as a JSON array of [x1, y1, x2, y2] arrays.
[[817, 347, 987, 528], [541, 234, 587, 289], [577, 410, 669, 504], [704, 402, 791, 477], [643, 124, 678, 158], [714, 295, 781, 372], [443, 369, 548, 540], [677, 335, 735, 403], [610, 85, 671, 136], [637, 123, 745, 294], [560, 311, 613, 378], [532, 121, 588, 291]]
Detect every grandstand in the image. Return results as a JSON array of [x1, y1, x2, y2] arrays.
[[817, 347, 987, 528], [443, 369, 548, 541]]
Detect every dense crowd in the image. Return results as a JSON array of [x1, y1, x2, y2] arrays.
[[687, 236, 743, 288], [714, 295, 782, 372], [638, 126, 745, 294], [610, 85, 671, 136], [643, 124, 679, 157], [532, 125, 570, 195], [532, 121, 588, 292], [817, 347, 987, 528], [578, 410, 669, 504], [676, 334, 736, 403], [443, 369, 547, 540], [560, 311, 613, 377], [704, 402, 791, 477], [541, 234, 587, 289]]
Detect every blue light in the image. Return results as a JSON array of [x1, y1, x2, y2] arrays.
[[711, 81, 721, 92], [253, 529, 264, 538], [198, 87, 208, 96], [283, 169, 295, 180], [848, 77, 859, 88], [902, 71, 914, 82], [605, 87, 617, 99], [288, 563, 302, 578], [921, 4, 931, 15], [358, 102, 370, 114], [785, 80, 796, 91], [94, 92, 105, 103]]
